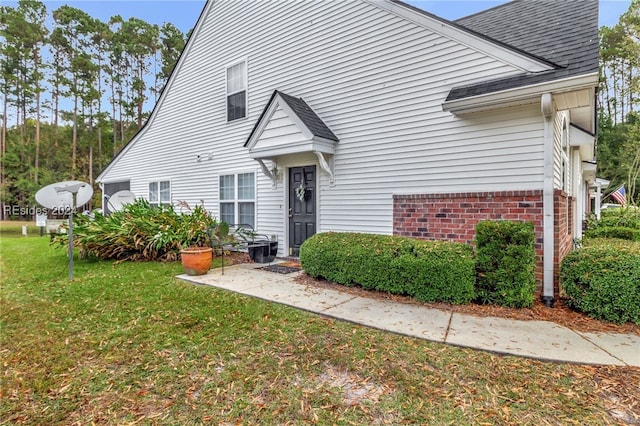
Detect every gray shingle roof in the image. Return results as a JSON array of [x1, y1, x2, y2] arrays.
[[447, 0, 599, 100], [245, 90, 338, 147], [276, 91, 338, 141], [394, 0, 599, 101]]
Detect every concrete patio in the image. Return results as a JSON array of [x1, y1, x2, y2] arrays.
[[178, 262, 640, 367]]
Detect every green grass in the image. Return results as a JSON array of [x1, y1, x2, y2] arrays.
[[0, 236, 633, 424], [0, 220, 40, 237]]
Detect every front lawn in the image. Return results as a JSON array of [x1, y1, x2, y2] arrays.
[[1, 235, 638, 424]]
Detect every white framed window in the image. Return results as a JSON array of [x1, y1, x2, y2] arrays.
[[149, 180, 171, 208], [219, 172, 255, 227], [226, 60, 247, 121]]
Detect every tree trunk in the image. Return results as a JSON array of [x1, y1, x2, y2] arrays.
[[35, 87, 40, 184], [72, 81, 78, 179]]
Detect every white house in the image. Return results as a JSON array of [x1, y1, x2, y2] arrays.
[[97, 0, 599, 305]]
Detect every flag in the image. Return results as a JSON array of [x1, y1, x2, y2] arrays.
[[610, 185, 627, 206]]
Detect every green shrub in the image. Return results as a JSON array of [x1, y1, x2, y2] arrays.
[[52, 199, 217, 261], [561, 245, 640, 324], [475, 221, 536, 308], [584, 226, 640, 241], [586, 208, 640, 230], [583, 237, 640, 252], [300, 232, 475, 304]]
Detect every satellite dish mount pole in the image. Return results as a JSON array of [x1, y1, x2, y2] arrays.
[[68, 191, 76, 280], [55, 183, 85, 281]]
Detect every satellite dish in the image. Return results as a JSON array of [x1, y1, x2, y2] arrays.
[[35, 180, 93, 210], [107, 190, 136, 211], [35, 180, 93, 282]]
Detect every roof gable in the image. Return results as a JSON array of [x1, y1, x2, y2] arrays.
[[245, 90, 338, 159], [377, 0, 556, 73]]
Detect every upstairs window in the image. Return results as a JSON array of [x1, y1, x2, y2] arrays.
[[226, 61, 246, 121], [149, 180, 171, 208]]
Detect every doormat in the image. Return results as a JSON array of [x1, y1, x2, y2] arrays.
[[259, 264, 302, 274]]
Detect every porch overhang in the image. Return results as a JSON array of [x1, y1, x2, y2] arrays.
[[245, 90, 339, 185], [570, 124, 596, 161], [582, 161, 597, 184], [248, 137, 336, 160]]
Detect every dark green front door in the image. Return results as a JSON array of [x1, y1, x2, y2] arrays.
[[288, 166, 316, 257]]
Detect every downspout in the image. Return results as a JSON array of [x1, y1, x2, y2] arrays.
[[541, 93, 555, 307]]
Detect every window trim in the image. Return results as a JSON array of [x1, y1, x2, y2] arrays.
[[560, 118, 570, 194], [225, 58, 248, 122], [148, 179, 172, 208], [218, 172, 256, 227]]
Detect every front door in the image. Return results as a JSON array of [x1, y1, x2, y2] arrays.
[[289, 166, 316, 256]]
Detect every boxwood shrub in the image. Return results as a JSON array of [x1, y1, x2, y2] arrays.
[[584, 226, 640, 241], [585, 208, 640, 241], [561, 243, 640, 324], [300, 232, 475, 304], [475, 221, 536, 308]]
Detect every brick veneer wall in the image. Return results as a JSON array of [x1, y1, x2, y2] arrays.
[[393, 191, 545, 286], [553, 190, 574, 290]]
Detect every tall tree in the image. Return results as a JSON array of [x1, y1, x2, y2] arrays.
[[121, 17, 159, 128], [90, 18, 111, 169], [22, 0, 48, 184], [599, 0, 640, 124], [157, 22, 185, 92], [598, 0, 640, 205], [52, 5, 93, 178], [0, 2, 189, 217]]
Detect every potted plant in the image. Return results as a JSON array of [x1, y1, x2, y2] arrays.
[[180, 246, 213, 276], [179, 204, 216, 275]]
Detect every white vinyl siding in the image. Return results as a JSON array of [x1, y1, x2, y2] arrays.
[[100, 0, 546, 243]]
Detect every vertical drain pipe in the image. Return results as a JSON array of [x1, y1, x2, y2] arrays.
[[541, 93, 555, 308]]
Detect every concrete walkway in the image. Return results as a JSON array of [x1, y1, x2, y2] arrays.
[[178, 262, 640, 367]]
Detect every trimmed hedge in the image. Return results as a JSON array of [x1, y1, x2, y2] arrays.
[[475, 221, 536, 308], [585, 208, 640, 242], [300, 232, 475, 304], [561, 244, 640, 324], [584, 226, 640, 241]]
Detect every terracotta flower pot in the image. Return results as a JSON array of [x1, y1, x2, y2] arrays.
[[180, 247, 213, 275]]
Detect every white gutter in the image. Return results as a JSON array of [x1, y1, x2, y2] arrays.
[[541, 93, 555, 307], [443, 73, 598, 115]]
